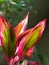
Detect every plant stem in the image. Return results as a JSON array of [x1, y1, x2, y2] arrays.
[[8, 59, 14, 65], [8, 59, 19, 65]]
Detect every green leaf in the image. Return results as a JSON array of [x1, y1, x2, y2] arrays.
[[34, 47, 44, 63], [0, 0, 5, 3], [0, 46, 2, 51], [38, 53, 43, 63], [3, 26, 16, 59]]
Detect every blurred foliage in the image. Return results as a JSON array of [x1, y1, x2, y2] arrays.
[[0, 0, 49, 65], [34, 47, 44, 63], [0, 0, 33, 27], [0, 47, 2, 51]]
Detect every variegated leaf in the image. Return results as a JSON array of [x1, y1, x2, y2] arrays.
[[15, 12, 29, 37], [17, 19, 46, 57]]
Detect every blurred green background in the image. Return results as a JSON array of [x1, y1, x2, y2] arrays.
[[0, 0, 49, 65]]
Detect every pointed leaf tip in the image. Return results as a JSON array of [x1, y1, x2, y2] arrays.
[[15, 13, 29, 36], [38, 19, 47, 36], [19, 19, 47, 54], [40, 19, 47, 28]]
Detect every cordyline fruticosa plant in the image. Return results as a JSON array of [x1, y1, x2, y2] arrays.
[[0, 13, 46, 65]]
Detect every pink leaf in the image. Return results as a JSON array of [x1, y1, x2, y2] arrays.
[[17, 19, 46, 57], [28, 61, 38, 65], [0, 16, 11, 38], [0, 37, 1, 46], [0, 16, 8, 46], [25, 47, 34, 58]]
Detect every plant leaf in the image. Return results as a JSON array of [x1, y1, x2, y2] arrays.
[[17, 19, 46, 57], [0, 0, 5, 3], [2, 26, 16, 61], [0, 38, 2, 51], [0, 37, 1, 46], [15, 12, 29, 37], [25, 47, 34, 58], [38, 53, 43, 63], [0, 46, 2, 51], [34, 47, 44, 63], [0, 16, 10, 46], [0, 16, 16, 62], [23, 19, 46, 52]]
